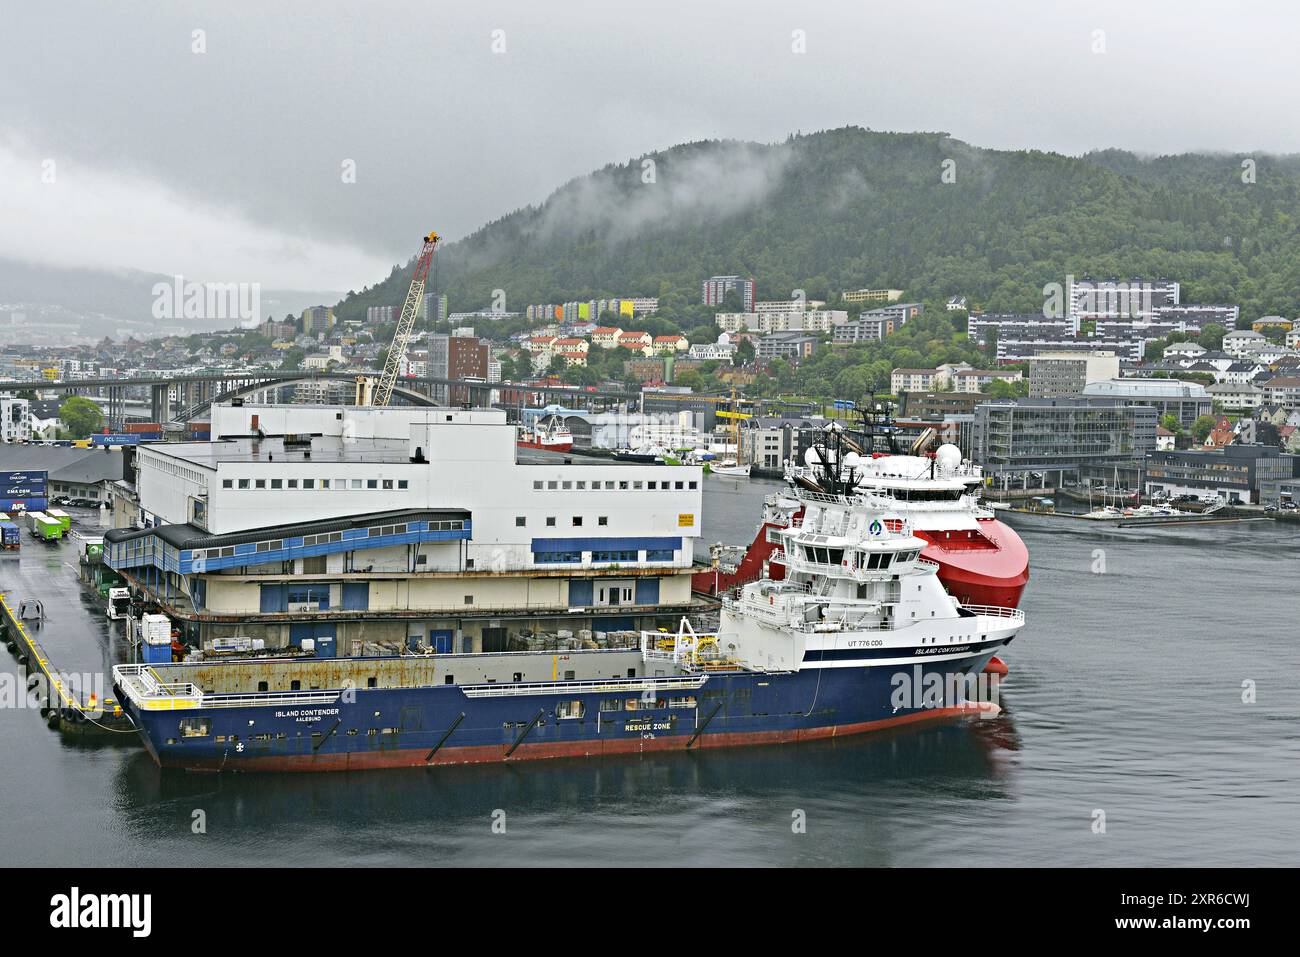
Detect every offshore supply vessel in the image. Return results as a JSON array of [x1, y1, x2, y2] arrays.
[[693, 416, 1029, 609], [112, 486, 1025, 771]]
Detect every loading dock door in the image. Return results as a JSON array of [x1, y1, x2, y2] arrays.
[[429, 629, 454, 654]]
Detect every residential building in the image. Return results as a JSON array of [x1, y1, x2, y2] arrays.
[[1207, 382, 1264, 413], [841, 288, 904, 305], [422, 293, 448, 324], [950, 368, 1023, 394], [998, 336, 1143, 364], [651, 335, 688, 354], [891, 368, 940, 393], [1251, 316, 1292, 333], [1028, 351, 1122, 398], [861, 302, 922, 326], [702, 276, 756, 311], [1153, 304, 1238, 329], [756, 332, 819, 361], [301, 306, 335, 336], [592, 327, 623, 349], [1, 392, 31, 443], [1163, 341, 1208, 361], [832, 316, 896, 342], [1263, 376, 1300, 407], [687, 342, 737, 362], [1067, 276, 1180, 330], [1224, 329, 1267, 357]]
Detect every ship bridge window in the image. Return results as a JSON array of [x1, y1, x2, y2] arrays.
[[827, 548, 844, 565]]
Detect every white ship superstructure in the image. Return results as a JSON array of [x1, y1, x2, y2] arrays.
[[720, 489, 1024, 674]]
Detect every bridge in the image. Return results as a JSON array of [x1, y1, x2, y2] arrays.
[[0, 371, 642, 428]]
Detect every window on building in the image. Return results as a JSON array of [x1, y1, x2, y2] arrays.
[[367, 480, 378, 489], [398, 480, 408, 490], [546, 516, 556, 527], [598, 516, 608, 526], [303, 479, 315, 489], [646, 549, 674, 562], [515, 516, 526, 527], [222, 479, 233, 488], [533, 481, 543, 490], [464, 595, 473, 605], [534, 550, 581, 564], [382, 479, 393, 490], [547, 481, 558, 490], [271, 479, 282, 489], [237, 479, 249, 489], [287, 479, 298, 489], [572, 516, 583, 527]]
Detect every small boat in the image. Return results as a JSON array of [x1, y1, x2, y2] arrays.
[[517, 415, 573, 453], [612, 444, 669, 463], [708, 459, 751, 478]]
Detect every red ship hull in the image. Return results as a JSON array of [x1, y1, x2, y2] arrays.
[[517, 438, 573, 453], [693, 516, 1028, 608], [914, 519, 1029, 608]]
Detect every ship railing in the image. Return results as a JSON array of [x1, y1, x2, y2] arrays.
[[462, 674, 709, 698], [113, 663, 344, 711], [915, 558, 941, 572], [962, 603, 1027, 624]]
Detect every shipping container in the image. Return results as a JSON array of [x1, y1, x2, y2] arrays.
[[0, 521, 19, 549], [45, 508, 71, 533], [124, 421, 163, 434]]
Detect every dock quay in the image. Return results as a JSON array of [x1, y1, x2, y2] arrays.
[[1, 591, 137, 737], [0, 502, 142, 741]]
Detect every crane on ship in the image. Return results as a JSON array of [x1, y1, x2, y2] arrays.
[[369, 230, 440, 407]]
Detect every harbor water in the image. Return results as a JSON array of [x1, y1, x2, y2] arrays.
[[2, 481, 1298, 866]]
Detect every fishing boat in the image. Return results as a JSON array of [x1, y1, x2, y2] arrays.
[[517, 415, 573, 453]]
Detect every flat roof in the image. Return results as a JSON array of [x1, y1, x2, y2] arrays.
[[104, 507, 470, 550]]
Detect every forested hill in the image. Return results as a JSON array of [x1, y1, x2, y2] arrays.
[[335, 127, 1300, 323]]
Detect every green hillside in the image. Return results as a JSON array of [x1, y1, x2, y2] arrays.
[[335, 126, 1300, 324]]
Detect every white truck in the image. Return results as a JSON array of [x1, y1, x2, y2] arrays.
[[106, 587, 132, 620]]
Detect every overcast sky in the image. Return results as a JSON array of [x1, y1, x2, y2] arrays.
[[2, 0, 1296, 292]]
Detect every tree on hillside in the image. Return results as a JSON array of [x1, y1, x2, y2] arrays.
[[1198, 324, 1227, 350], [734, 339, 755, 366], [1191, 415, 1218, 443], [59, 396, 104, 438]]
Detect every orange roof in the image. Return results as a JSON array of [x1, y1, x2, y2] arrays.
[[653, 335, 684, 342], [593, 326, 621, 334]]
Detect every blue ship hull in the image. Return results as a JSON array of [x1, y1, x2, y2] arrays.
[[117, 643, 1012, 772]]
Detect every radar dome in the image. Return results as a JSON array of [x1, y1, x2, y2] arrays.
[[935, 444, 962, 471], [842, 451, 861, 469], [804, 447, 822, 466]]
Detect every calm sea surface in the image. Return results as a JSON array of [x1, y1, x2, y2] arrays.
[[2, 480, 1298, 867]]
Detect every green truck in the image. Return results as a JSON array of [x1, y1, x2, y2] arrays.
[[45, 508, 71, 534], [27, 511, 64, 543]]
